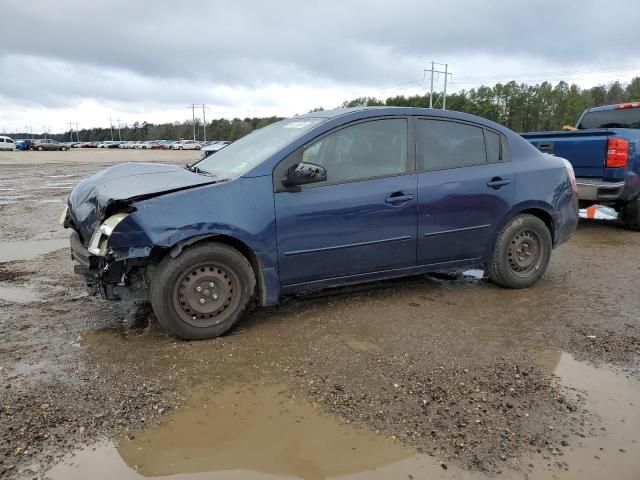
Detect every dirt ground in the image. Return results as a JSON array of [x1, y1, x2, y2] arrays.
[[0, 149, 638, 480]]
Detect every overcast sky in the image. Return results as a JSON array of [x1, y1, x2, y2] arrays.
[[1, 0, 639, 133]]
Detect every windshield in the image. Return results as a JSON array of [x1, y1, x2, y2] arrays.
[[195, 118, 326, 175], [578, 108, 640, 129]]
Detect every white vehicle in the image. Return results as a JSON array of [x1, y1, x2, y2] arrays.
[[0, 136, 16, 151], [172, 140, 201, 150]]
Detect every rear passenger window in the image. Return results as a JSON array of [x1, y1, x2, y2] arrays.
[[416, 119, 486, 171], [485, 130, 501, 163]]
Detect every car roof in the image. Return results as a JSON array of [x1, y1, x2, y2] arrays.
[[294, 106, 509, 133]]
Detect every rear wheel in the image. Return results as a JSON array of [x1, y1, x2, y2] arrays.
[[60, 146, 67, 151], [486, 214, 552, 289], [621, 197, 640, 231], [150, 243, 256, 340]]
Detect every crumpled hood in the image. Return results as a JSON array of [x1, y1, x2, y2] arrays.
[[67, 162, 223, 242]]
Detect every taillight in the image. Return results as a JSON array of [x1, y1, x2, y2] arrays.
[[606, 138, 629, 168], [561, 159, 577, 192]]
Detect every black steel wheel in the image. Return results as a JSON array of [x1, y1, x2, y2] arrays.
[[173, 261, 241, 328], [486, 214, 552, 288], [507, 229, 542, 277], [150, 242, 256, 340]]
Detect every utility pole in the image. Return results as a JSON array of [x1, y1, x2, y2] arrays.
[[187, 104, 197, 141], [115, 117, 122, 141], [74, 123, 80, 142], [201, 104, 207, 143], [424, 61, 453, 109]]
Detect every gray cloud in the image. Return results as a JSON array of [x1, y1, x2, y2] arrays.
[[0, 0, 638, 115]]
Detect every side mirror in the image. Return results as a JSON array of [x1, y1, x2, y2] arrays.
[[282, 162, 327, 187]]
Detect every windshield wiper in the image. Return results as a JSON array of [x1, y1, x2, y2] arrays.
[[185, 163, 211, 175]]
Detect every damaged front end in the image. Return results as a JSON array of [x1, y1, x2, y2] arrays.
[[65, 209, 153, 301], [61, 162, 224, 302]]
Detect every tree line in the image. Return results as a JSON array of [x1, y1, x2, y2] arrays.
[[13, 77, 640, 142], [342, 77, 640, 132]]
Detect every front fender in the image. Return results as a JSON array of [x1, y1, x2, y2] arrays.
[[105, 176, 281, 305]]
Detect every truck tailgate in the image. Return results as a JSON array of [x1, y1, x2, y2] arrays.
[[522, 129, 611, 178]]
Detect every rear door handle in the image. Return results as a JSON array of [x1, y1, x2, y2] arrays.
[[385, 194, 414, 204], [487, 178, 511, 189]]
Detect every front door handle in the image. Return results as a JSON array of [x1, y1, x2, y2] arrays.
[[385, 193, 414, 204], [487, 177, 511, 189]]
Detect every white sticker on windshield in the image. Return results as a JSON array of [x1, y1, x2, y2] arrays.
[[283, 121, 314, 129]]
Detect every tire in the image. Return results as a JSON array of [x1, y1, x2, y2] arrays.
[[37, 146, 43, 151], [486, 214, 552, 289], [150, 242, 256, 340], [60, 146, 67, 151], [621, 197, 640, 231], [178, 146, 183, 150]]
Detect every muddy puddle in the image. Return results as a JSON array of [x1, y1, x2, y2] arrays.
[[0, 283, 40, 303], [45, 348, 639, 480], [527, 352, 640, 479], [46, 385, 469, 480], [0, 237, 68, 262]]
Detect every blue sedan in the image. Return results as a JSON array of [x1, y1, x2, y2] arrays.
[[64, 107, 579, 340]]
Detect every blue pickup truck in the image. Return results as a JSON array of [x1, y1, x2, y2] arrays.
[[523, 102, 640, 230]]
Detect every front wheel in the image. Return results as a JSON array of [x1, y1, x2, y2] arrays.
[[486, 214, 552, 289], [178, 146, 184, 150], [37, 146, 44, 151], [150, 243, 256, 340], [621, 197, 640, 231]]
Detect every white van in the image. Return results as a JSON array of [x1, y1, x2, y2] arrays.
[[0, 136, 16, 151]]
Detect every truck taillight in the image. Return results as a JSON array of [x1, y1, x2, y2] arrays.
[[606, 138, 629, 168]]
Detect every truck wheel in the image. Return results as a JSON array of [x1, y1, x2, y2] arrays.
[[486, 214, 552, 289], [150, 242, 256, 340], [621, 197, 640, 231]]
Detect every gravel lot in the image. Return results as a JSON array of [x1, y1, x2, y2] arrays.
[[0, 149, 638, 479]]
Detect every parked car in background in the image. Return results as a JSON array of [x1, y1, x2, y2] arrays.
[[200, 140, 231, 160], [31, 139, 68, 151], [523, 102, 640, 230], [0, 136, 17, 151], [172, 140, 201, 150], [15, 139, 32, 151], [63, 107, 578, 340]]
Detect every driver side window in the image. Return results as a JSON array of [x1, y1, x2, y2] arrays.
[[302, 119, 408, 184]]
